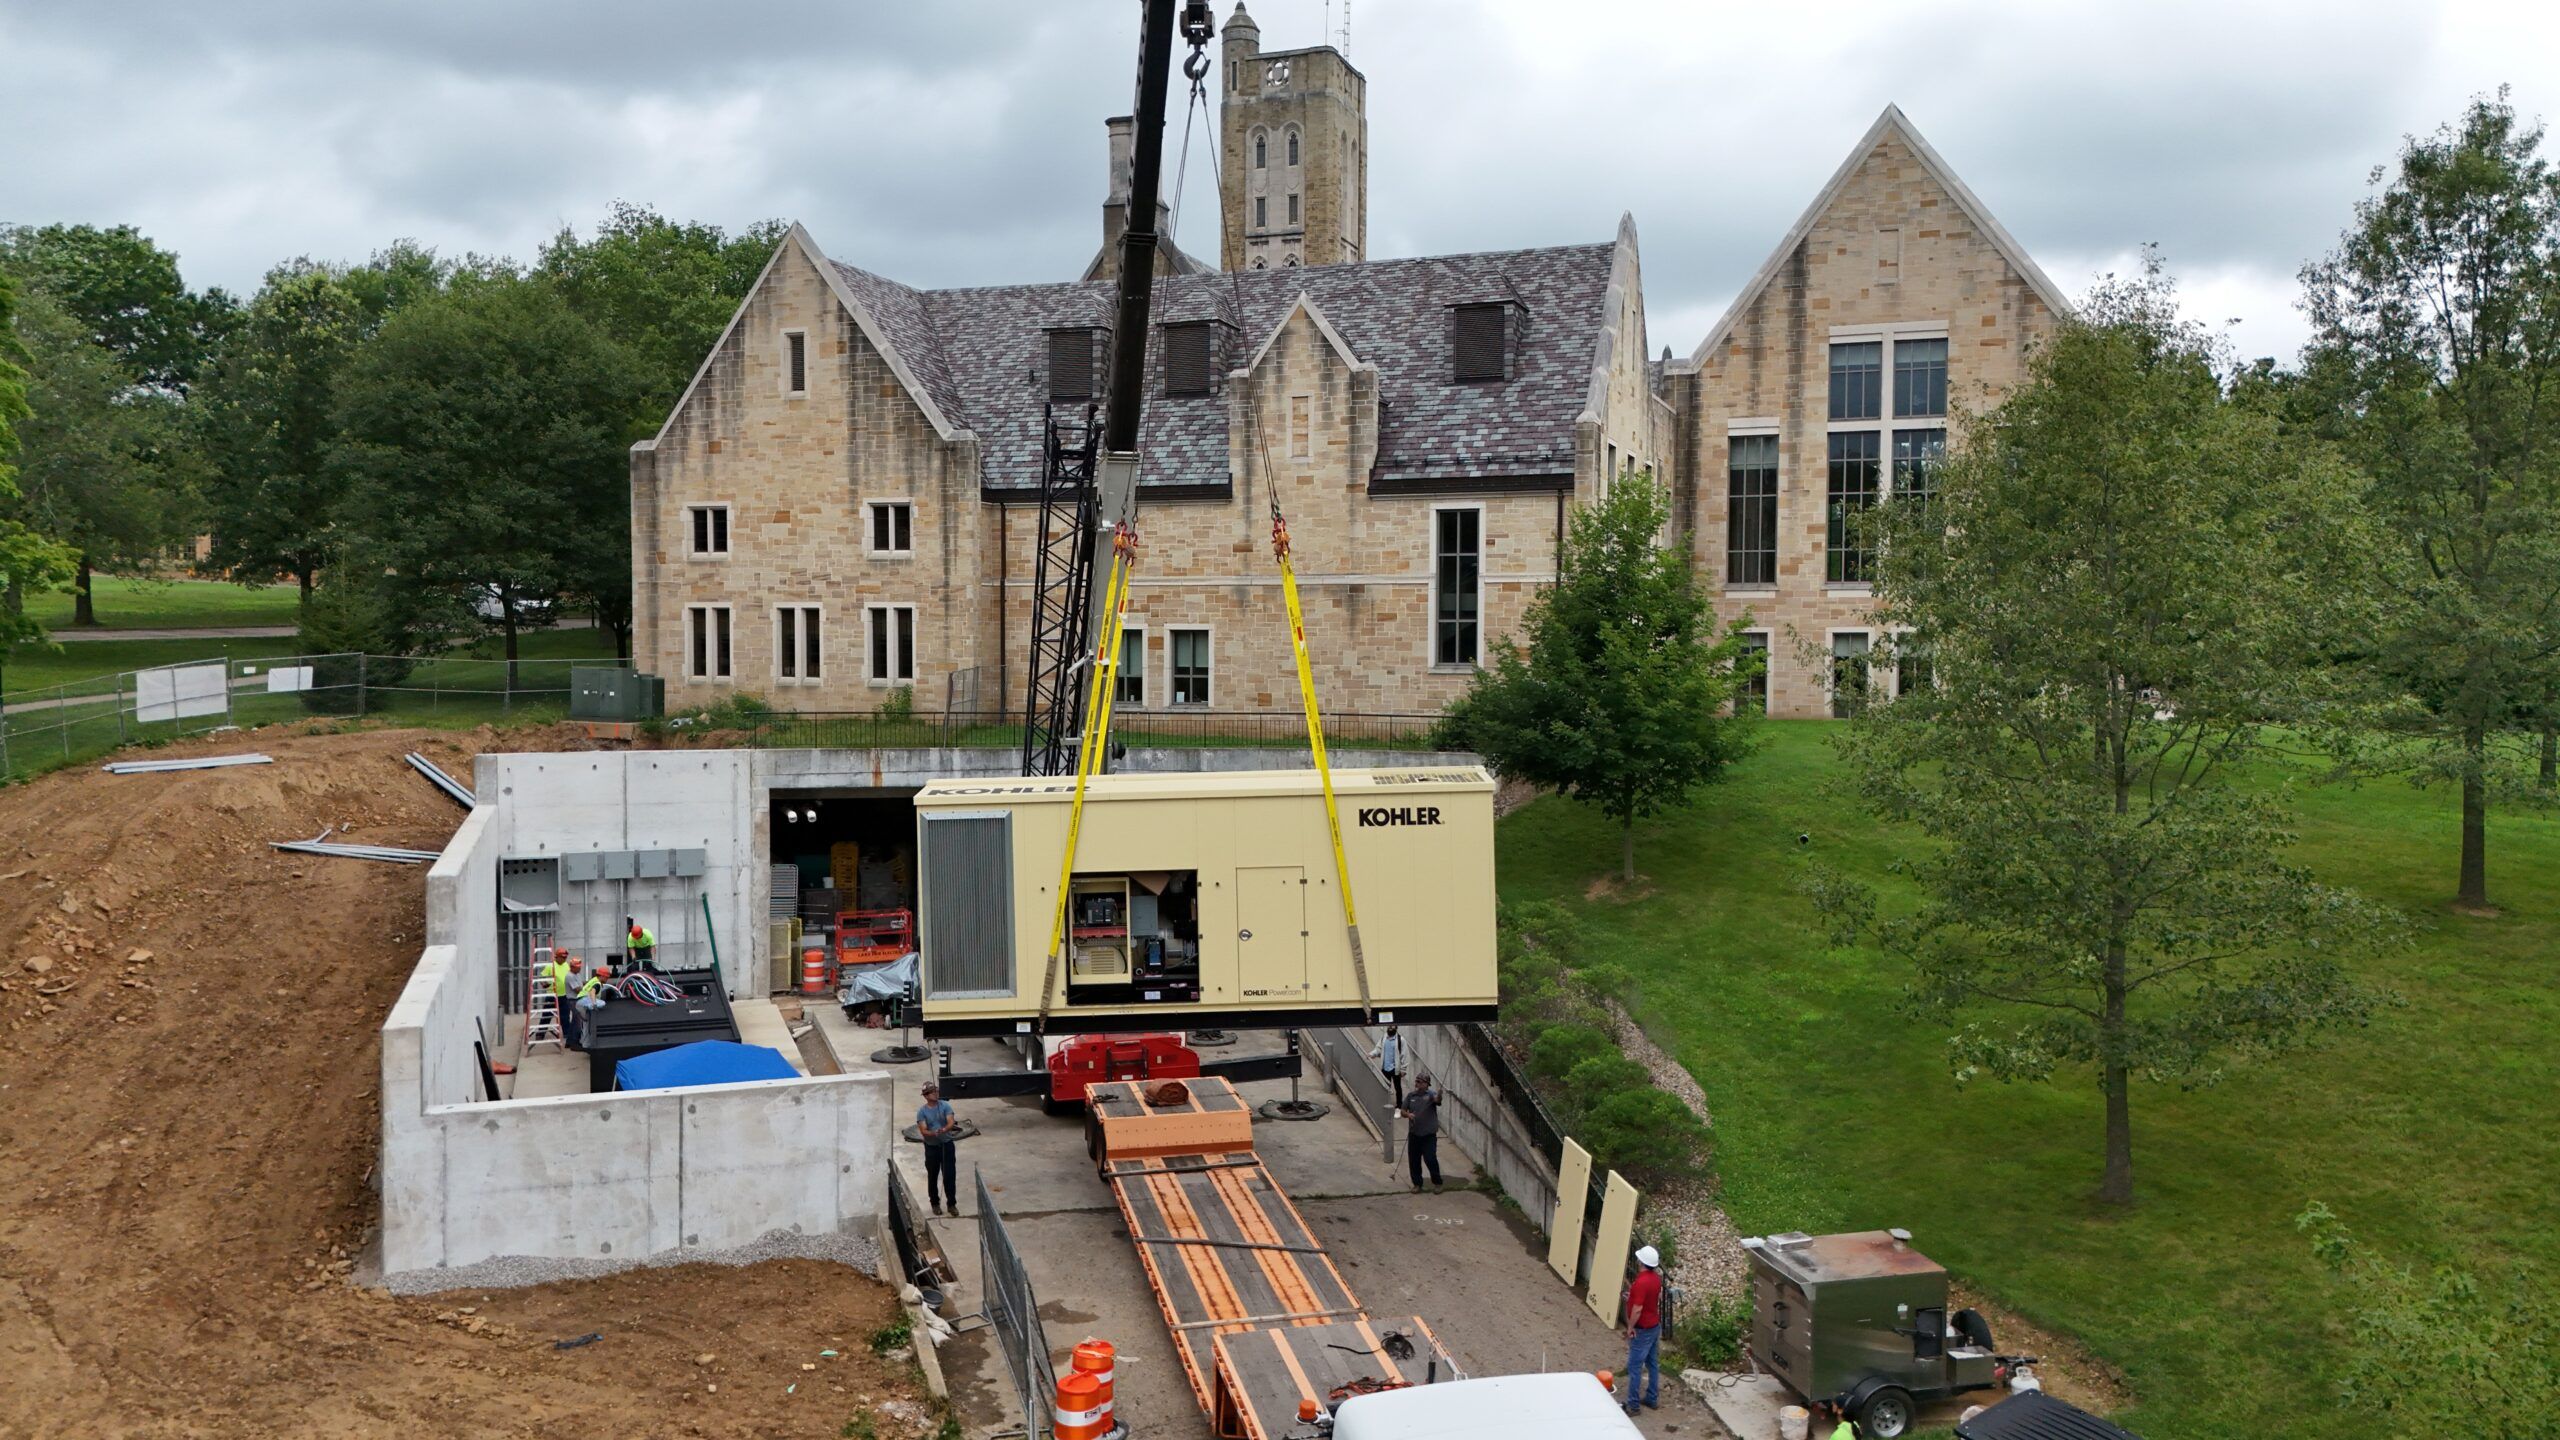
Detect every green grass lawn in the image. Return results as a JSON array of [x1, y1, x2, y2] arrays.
[[23, 576, 302, 630], [1497, 721, 2557, 1440], [3, 636, 303, 696]]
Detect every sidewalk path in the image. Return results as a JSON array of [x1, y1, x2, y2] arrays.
[[48, 625, 297, 641]]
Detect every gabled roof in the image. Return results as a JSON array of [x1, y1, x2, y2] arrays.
[[1685, 104, 2071, 370], [817, 240, 1619, 490]]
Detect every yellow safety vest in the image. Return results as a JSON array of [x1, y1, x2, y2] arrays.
[[630, 927, 656, 949], [543, 962, 572, 998]]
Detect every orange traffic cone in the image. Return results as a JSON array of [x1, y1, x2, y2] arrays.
[[1071, 1339, 1119, 1435]]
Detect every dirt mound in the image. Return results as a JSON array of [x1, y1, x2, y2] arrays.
[[0, 725, 928, 1438]]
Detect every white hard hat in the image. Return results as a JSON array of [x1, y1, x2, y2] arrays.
[[1635, 1245, 1660, 1268]]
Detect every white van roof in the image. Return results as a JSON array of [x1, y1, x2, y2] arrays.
[[1332, 1372, 1641, 1440]]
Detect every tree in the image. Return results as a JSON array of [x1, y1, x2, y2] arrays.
[[4, 291, 199, 625], [330, 274, 645, 685], [0, 223, 233, 392], [537, 203, 786, 416], [0, 271, 79, 652], [2296, 1203, 2556, 1437], [1807, 268, 2401, 1206], [1441, 472, 1759, 881], [194, 247, 452, 601], [2299, 94, 2560, 912]]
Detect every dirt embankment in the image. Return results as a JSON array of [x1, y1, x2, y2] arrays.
[[0, 724, 928, 1438]]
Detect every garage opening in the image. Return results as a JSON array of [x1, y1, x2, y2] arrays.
[[768, 788, 919, 994]]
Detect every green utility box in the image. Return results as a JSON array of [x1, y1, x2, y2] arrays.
[[571, 667, 663, 721]]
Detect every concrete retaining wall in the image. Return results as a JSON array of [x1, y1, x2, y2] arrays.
[[1403, 1023, 1561, 1236]]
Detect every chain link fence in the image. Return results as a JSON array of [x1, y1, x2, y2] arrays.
[[1, 651, 632, 783], [743, 709, 1449, 754]]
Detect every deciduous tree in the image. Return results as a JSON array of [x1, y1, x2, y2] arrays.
[[2299, 93, 2560, 911], [329, 274, 645, 685], [1441, 473, 1759, 881], [0, 223, 233, 392], [1808, 268, 2401, 1207], [0, 272, 79, 650]]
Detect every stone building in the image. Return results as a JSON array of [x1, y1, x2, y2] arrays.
[[1665, 105, 2068, 717], [628, 175, 1663, 719], [629, 8, 2064, 725]]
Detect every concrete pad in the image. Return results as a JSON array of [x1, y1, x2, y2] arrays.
[[500, 1011, 587, 1100], [1692, 1372, 1789, 1439], [909, 1032, 1708, 1440]]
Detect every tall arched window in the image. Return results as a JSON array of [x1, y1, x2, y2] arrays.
[[1286, 128, 1300, 166], [1253, 132, 1267, 168]]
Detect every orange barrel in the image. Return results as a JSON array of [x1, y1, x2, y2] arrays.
[[1071, 1339, 1117, 1432], [801, 948, 829, 995], [1054, 1371, 1107, 1440]]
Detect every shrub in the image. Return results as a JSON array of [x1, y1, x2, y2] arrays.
[[1581, 1088, 1712, 1187], [1673, 1290, 1751, 1370], [1562, 1054, 1653, 1114], [1528, 1023, 1613, 1087], [867, 1315, 912, 1355], [295, 577, 415, 714]]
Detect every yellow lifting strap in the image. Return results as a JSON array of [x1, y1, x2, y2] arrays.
[[1269, 504, 1374, 1021], [1037, 525, 1139, 1029]]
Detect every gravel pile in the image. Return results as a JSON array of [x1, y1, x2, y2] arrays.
[[1606, 999, 1747, 1302], [382, 1227, 883, 1296]]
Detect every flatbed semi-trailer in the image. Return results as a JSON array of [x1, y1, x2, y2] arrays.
[[1084, 1077, 1462, 1438]]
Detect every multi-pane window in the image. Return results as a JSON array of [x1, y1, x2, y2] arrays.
[[687, 504, 729, 557], [868, 500, 914, 555], [1826, 431, 1880, 583], [784, 330, 807, 395], [1893, 429, 1945, 508], [1287, 193, 1300, 224], [1287, 128, 1300, 165], [1164, 323, 1214, 397], [1289, 394, 1311, 459], [1114, 627, 1146, 706], [1736, 632, 1771, 712], [774, 605, 822, 684], [1830, 631, 1872, 718], [1254, 132, 1267, 168], [1170, 628, 1211, 706], [1433, 508, 1482, 668], [1453, 304, 1507, 382], [1894, 337, 1948, 418], [865, 604, 915, 685], [1828, 341, 1882, 421], [1897, 638, 1934, 698], [1725, 434, 1778, 586], [1048, 329, 1095, 401], [1255, 196, 1267, 228], [685, 604, 731, 681]]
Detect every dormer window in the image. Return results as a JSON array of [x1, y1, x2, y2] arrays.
[[1452, 304, 1508, 383], [1164, 323, 1214, 397], [1048, 328, 1096, 401]]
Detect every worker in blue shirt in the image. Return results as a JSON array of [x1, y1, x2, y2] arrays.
[[1374, 1022, 1403, 1106], [917, 1082, 959, 1216]]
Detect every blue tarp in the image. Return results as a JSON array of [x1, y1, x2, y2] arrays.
[[613, 1040, 799, 1092]]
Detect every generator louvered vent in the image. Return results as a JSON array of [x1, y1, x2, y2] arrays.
[[920, 812, 1015, 998], [1049, 327, 1096, 400], [1164, 323, 1214, 397], [1452, 303, 1508, 382]]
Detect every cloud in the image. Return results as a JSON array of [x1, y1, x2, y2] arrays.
[[4, 0, 2557, 365]]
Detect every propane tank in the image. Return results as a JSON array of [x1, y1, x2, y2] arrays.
[[2009, 1366, 2044, 1394]]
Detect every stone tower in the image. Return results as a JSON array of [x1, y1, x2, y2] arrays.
[[1218, 2, 1367, 271]]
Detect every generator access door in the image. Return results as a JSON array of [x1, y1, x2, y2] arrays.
[[1235, 865, 1308, 1001]]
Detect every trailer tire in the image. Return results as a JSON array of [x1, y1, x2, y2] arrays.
[[1854, 1385, 1914, 1439]]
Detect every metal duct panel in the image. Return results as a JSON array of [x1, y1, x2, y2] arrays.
[[920, 811, 1012, 999]]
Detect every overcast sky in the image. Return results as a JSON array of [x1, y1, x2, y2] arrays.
[[6, 1, 2558, 367]]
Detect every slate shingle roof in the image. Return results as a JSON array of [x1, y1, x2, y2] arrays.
[[830, 241, 1615, 491]]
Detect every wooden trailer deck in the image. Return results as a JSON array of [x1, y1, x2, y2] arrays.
[[1086, 1078, 1462, 1438]]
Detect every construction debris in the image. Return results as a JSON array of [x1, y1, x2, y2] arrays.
[[403, 752, 475, 810], [101, 754, 273, 775], [269, 828, 440, 866]]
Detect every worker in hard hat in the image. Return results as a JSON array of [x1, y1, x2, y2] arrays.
[[1620, 1244, 1665, 1417], [916, 1082, 959, 1216], [545, 954, 586, 1050], [625, 916, 657, 971], [569, 964, 611, 1050], [1812, 1399, 1856, 1440]]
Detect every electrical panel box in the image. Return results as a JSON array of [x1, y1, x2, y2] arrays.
[[912, 766, 1499, 1035], [570, 666, 665, 721]]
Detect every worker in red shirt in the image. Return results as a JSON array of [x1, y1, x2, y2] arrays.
[[1621, 1244, 1665, 1416]]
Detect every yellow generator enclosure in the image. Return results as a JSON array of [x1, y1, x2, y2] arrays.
[[910, 766, 1498, 1035]]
